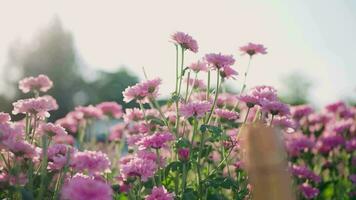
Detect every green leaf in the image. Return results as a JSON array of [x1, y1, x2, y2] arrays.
[[182, 188, 198, 200]]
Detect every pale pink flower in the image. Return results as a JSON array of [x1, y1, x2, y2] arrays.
[[39, 123, 67, 137], [217, 93, 238, 108], [215, 109, 239, 120], [124, 108, 144, 122], [188, 61, 208, 72], [249, 85, 278, 102], [96, 102, 123, 119], [185, 78, 206, 90], [137, 150, 166, 167], [71, 151, 111, 174], [108, 124, 125, 142], [180, 101, 211, 118], [0, 112, 10, 123], [53, 134, 75, 145], [75, 105, 103, 119], [138, 131, 174, 149], [237, 94, 259, 108], [204, 53, 235, 69], [145, 186, 174, 200], [120, 156, 157, 182], [19, 74, 53, 93], [47, 144, 73, 170], [272, 116, 296, 130], [56, 113, 81, 133], [240, 42, 267, 56], [123, 78, 161, 103], [171, 32, 198, 53], [12, 96, 58, 118], [61, 175, 113, 200]]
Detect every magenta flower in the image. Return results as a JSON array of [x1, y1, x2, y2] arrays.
[[178, 148, 190, 161], [61, 175, 113, 200], [8, 172, 28, 186], [188, 61, 208, 72], [215, 109, 239, 120], [272, 116, 296, 130], [19, 74, 53, 93], [71, 151, 111, 174], [345, 138, 356, 152], [291, 105, 314, 120], [145, 186, 174, 200], [138, 131, 174, 149], [0, 112, 11, 124], [12, 96, 58, 118], [123, 78, 161, 103], [39, 123, 67, 137], [237, 94, 259, 108], [120, 156, 157, 182], [284, 132, 314, 157], [96, 102, 123, 119], [325, 100, 347, 114], [290, 165, 321, 183], [299, 183, 319, 199], [316, 132, 344, 154], [240, 42, 267, 56], [220, 66, 238, 79], [171, 32, 198, 53], [260, 100, 290, 116], [205, 53, 235, 69], [180, 101, 211, 118]]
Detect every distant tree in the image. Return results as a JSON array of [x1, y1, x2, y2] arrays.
[[0, 18, 139, 120], [279, 73, 312, 105]]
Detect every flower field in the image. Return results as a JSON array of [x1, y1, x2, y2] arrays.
[[0, 32, 355, 200]]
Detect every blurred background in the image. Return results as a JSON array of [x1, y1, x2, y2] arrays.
[[0, 0, 355, 121]]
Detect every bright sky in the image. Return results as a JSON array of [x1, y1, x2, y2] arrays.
[[1, 0, 355, 106]]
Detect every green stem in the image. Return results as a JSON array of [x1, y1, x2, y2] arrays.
[[243, 107, 251, 124], [155, 149, 162, 185], [37, 135, 49, 200], [178, 47, 185, 95], [240, 56, 252, 95], [205, 70, 221, 124], [181, 162, 187, 195], [197, 128, 205, 198], [184, 71, 191, 102], [206, 71, 211, 101], [175, 44, 179, 93]]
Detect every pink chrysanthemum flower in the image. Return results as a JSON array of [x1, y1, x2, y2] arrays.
[[108, 124, 125, 142], [188, 61, 208, 72], [215, 109, 239, 120], [75, 105, 103, 119], [12, 95, 58, 118], [260, 100, 290, 116], [145, 186, 174, 200], [0, 112, 11, 124], [272, 116, 296, 130], [217, 93, 238, 108], [47, 143, 74, 170], [315, 132, 344, 154], [53, 134, 75, 145], [61, 175, 113, 200], [123, 78, 161, 103], [299, 183, 319, 199], [71, 151, 111, 174], [178, 148, 190, 161], [345, 138, 356, 152], [291, 105, 314, 120], [120, 157, 157, 182], [185, 78, 206, 90], [220, 66, 238, 79], [284, 132, 314, 157], [138, 131, 174, 150], [39, 123, 67, 137], [204, 53, 235, 69], [18, 74, 53, 93], [124, 108, 144, 122], [171, 32, 198, 53], [237, 94, 259, 108], [96, 102, 123, 119], [180, 101, 211, 118], [325, 100, 347, 114], [249, 85, 278, 102], [290, 165, 321, 183], [8, 172, 28, 186], [240, 42, 267, 56]]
